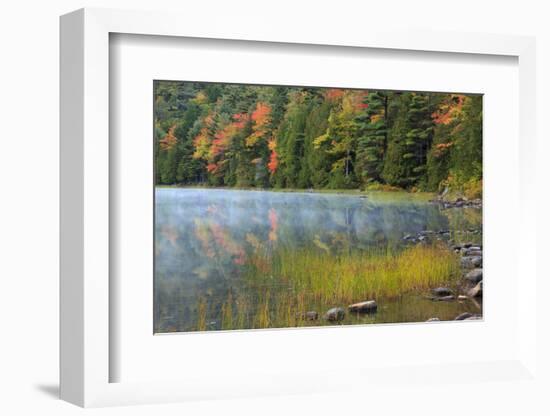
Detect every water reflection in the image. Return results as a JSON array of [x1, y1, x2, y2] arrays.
[[154, 188, 482, 332]]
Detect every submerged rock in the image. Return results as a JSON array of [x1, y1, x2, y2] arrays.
[[432, 287, 453, 297], [348, 300, 378, 313], [324, 307, 346, 321], [467, 281, 483, 298], [455, 312, 474, 320], [464, 268, 483, 284]]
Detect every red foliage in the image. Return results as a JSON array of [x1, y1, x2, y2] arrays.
[[356, 91, 370, 109], [325, 89, 344, 101], [232, 113, 249, 129]]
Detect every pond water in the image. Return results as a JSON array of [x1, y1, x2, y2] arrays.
[[154, 188, 482, 333]]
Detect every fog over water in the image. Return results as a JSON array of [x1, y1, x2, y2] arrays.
[[154, 188, 482, 332]]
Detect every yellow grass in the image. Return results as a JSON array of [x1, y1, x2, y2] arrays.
[[199, 243, 461, 330]]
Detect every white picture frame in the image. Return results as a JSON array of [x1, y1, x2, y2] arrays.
[[60, 7, 537, 408]]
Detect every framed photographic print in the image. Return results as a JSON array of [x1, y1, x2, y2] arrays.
[[60, 7, 538, 408], [152, 80, 483, 334]]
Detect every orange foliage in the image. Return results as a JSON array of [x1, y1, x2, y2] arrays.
[[432, 95, 465, 125], [159, 125, 178, 151], [433, 142, 454, 158], [246, 102, 272, 147], [267, 138, 278, 174]]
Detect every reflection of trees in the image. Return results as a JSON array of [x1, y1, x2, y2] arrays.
[[154, 189, 483, 332]]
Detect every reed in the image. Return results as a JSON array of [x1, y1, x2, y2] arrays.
[[255, 243, 461, 304], [196, 243, 461, 330], [196, 297, 207, 331]]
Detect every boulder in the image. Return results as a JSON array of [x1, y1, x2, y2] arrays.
[[467, 281, 483, 298], [461, 256, 482, 269], [431, 287, 453, 297], [324, 307, 346, 321], [463, 249, 482, 257], [305, 311, 319, 320], [464, 268, 483, 284], [348, 300, 378, 313], [455, 312, 474, 320]]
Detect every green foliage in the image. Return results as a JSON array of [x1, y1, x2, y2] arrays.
[[355, 91, 388, 184], [154, 82, 482, 196]]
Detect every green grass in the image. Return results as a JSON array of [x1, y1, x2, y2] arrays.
[[252, 243, 461, 302], [201, 243, 461, 331]]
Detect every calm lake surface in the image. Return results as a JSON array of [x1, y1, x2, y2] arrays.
[[154, 188, 482, 333]]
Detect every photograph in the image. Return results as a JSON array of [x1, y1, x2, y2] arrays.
[[153, 81, 483, 333]]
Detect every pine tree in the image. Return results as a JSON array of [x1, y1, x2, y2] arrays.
[[355, 91, 388, 185], [402, 93, 433, 187]]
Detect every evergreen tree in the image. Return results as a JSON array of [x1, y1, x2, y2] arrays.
[[153, 82, 482, 196], [355, 91, 389, 185]]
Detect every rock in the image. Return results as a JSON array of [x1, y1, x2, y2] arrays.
[[464, 268, 483, 284], [463, 249, 482, 257], [463, 242, 473, 248], [426, 318, 440, 322], [455, 312, 474, 320], [348, 300, 378, 313], [465, 315, 482, 320], [431, 287, 453, 297], [467, 281, 483, 298], [437, 295, 455, 301], [305, 311, 319, 320], [324, 307, 346, 321], [457, 295, 468, 300], [461, 256, 482, 268]]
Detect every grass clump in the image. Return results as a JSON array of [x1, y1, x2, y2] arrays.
[[260, 243, 461, 304], [193, 243, 461, 331]]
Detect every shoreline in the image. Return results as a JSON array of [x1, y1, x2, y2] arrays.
[[155, 184, 439, 200]]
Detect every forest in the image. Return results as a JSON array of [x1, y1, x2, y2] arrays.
[[154, 81, 482, 197]]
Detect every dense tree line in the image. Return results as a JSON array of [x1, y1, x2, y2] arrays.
[[154, 81, 482, 195]]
